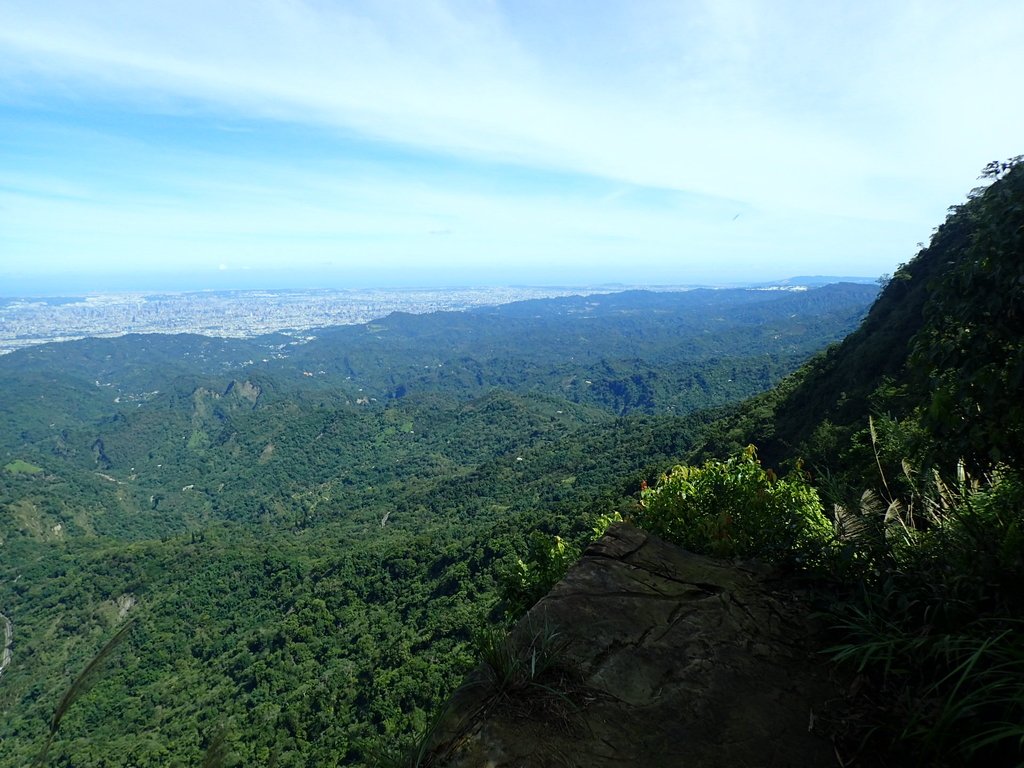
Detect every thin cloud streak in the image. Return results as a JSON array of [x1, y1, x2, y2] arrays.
[[0, 1, 1021, 285]]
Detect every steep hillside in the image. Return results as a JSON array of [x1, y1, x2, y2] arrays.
[[5, 153, 1020, 766], [703, 158, 1024, 481], [651, 159, 1024, 767], [441, 159, 1024, 768], [0, 285, 874, 767]]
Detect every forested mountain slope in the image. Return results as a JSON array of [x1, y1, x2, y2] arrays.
[[283, 284, 875, 413], [414, 161, 1024, 765], [701, 159, 1024, 480], [671, 159, 1024, 766], [0, 284, 875, 766], [5, 148, 1020, 765]]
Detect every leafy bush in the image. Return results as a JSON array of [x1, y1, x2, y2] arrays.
[[497, 533, 581, 618], [634, 445, 831, 566]]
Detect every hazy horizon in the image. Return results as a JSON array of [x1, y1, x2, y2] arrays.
[[0, 269, 881, 299]]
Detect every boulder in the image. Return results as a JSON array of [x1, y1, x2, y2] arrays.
[[431, 524, 839, 767]]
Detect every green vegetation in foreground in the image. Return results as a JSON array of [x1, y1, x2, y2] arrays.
[[635, 445, 830, 567], [503, 159, 1024, 767], [625, 159, 1024, 767], [629, 444, 1024, 767], [4, 459, 42, 474]]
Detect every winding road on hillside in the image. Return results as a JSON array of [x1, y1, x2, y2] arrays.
[[0, 612, 11, 680]]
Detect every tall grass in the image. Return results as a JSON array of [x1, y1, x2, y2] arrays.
[[369, 617, 580, 768], [822, 436, 1024, 766]]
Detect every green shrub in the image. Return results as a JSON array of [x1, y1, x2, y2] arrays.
[[635, 445, 831, 566], [497, 533, 581, 618]]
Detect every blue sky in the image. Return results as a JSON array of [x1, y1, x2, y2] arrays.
[[1, 1, 1022, 292]]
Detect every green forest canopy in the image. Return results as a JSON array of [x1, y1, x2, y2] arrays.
[[2, 156, 1023, 767]]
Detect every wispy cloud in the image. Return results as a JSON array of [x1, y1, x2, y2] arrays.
[[0, 1, 1021, 285]]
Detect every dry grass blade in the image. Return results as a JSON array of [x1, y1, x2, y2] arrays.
[[32, 619, 135, 767], [858, 488, 883, 518], [868, 415, 893, 501]]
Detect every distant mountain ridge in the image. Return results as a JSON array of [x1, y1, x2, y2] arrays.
[[760, 275, 878, 286], [0, 281, 880, 766]]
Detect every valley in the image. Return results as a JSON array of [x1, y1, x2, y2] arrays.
[[2, 163, 1022, 768], [0, 284, 876, 766]]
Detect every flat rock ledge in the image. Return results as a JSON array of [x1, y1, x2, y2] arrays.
[[430, 524, 839, 767]]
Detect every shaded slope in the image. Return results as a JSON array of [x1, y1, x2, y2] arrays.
[[704, 161, 1024, 473], [431, 525, 838, 768]]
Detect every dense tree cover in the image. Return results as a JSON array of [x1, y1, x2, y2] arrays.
[[5, 154, 1020, 766], [635, 446, 830, 566], [912, 158, 1024, 469], [0, 286, 873, 766], [679, 160, 1024, 765], [6, 152, 1022, 765], [281, 284, 876, 415]]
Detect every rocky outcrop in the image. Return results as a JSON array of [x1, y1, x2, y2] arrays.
[[432, 524, 839, 767], [223, 379, 262, 406]]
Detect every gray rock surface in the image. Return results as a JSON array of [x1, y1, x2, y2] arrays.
[[430, 524, 839, 767]]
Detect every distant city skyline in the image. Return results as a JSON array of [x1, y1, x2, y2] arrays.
[[0, 268, 876, 298], [0, 280, 871, 355], [1, 284, 618, 353], [2, 2, 1022, 291]]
